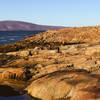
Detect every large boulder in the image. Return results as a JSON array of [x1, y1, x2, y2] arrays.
[[7, 50, 32, 57], [1, 68, 27, 80], [25, 71, 100, 100]]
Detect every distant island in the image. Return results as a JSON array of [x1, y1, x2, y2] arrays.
[[0, 21, 66, 31], [0, 20, 66, 46]]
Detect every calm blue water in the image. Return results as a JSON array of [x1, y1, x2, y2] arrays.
[[0, 31, 44, 46], [0, 94, 32, 100]]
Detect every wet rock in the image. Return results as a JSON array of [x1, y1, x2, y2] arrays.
[[0, 85, 20, 96], [0, 85, 33, 100]]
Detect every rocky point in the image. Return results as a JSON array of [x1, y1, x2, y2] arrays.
[[1, 26, 100, 100]]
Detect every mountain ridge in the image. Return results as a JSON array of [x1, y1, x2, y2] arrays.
[[0, 21, 66, 31]]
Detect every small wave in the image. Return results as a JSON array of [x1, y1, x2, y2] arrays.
[[9, 38, 15, 41], [0, 40, 8, 42]]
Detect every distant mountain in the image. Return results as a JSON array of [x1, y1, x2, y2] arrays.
[[0, 21, 66, 31]]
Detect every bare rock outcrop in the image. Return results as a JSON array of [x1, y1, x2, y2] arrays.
[[25, 26, 100, 44], [1, 25, 100, 99], [85, 44, 100, 56], [1, 68, 29, 80], [25, 71, 100, 100]]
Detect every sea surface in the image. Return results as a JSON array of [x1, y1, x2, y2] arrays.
[[0, 94, 33, 100], [0, 31, 44, 46]]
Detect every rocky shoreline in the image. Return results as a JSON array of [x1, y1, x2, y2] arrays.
[[1, 26, 100, 100]]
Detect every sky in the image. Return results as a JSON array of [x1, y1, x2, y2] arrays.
[[0, 0, 100, 27]]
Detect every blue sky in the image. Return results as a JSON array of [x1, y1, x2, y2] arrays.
[[0, 0, 100, 26]]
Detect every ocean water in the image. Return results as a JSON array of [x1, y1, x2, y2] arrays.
[[0, 31, 44, 46], [0, 94, 32, 100]]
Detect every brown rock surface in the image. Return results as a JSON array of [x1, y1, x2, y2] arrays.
[[25, 71, 100, 100], [25, 26, 100, 44], [0, 68, 31, 93], [1, 25, 100, 99], [1, 68, 27, 80]]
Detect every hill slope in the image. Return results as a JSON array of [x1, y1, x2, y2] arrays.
[[25, 25, 100, 43], [0, 21, 65, 31]]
